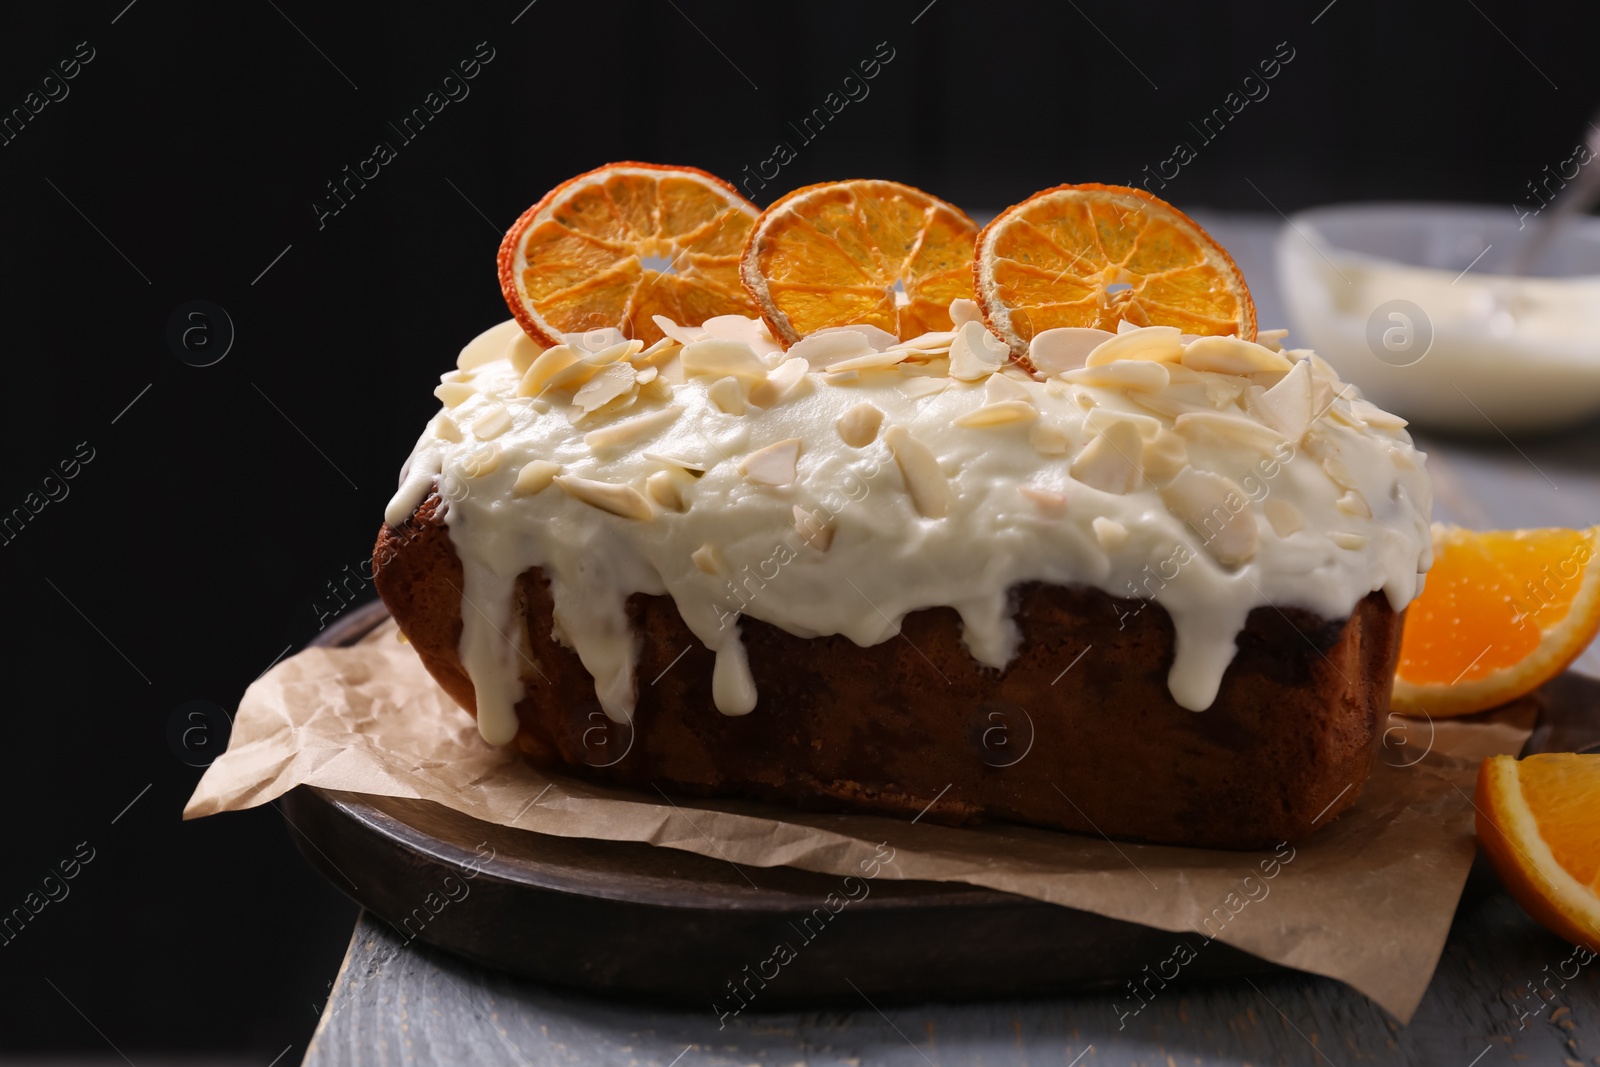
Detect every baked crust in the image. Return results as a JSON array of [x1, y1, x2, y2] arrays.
[[375, 493, 1401, 849]]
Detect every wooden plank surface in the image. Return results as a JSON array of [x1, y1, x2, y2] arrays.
[[304, 216, 1600, 1065]]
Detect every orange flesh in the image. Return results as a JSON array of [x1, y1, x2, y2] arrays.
[[514, 170, 756, 346], [982, 186, 1252, 344], [1397, 528, 1593, 686], [751, 181, 976, 341], [1518, 754, 1600, 890]]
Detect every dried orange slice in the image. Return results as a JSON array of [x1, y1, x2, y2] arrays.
[[1477, 753, 1600, 952], [1393, 524, 1600, 718], [739, 180, 978, 346], [974, 183, 1256, 362], [498, 162, 759, 348]]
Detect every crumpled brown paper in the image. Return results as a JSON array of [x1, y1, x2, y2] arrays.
[[186, 617, 1534, 1022]]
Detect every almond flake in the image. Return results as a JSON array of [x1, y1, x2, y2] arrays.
[[513, 460, 560, 496], [440, 369, 472, 384], [642, 452, 707, 473], [1085, 326, 1183, 367], [573, 362, 638, 414], [652, 315, 708, 346], [646, 469, 687, 511], [471, 406, 513, 440], [790, 330, 874, 369], [1336, 490, 1372, 518], [1029, 327, 1116, 375], [634, 336, 681, 363], [949, 297, 983, 327], [1181, 335, 1292, 375], [1330, 531, 1368, 550], [792, 505, 835, 551], [823, 370, 860, 385], [431, 413, 462, 442], [460, 441, 501, 478], [1062, 359, 1171, 391], [681, 339, 768, 383], [554, 476, 655, 521], [1029, 422, 1070, 455], [434, 382, 476, 408], [899, 376, 950, 399], [738, 438, 802, 486], [707, 376, 746, 415], [956, 400, 1038, 428], [948, 321, 1009, 380], [1086, 407, 1161, 440], [884, 425, 950, 518], [1173, 411, 1286, 453], [748, 357, 809, 408], [1092, 516, 1129, 550], [508, 333, 543, 375], [985, 374, 1033, 404], [837, 402, 885, 447], [888, 330, 957, 355], [456, 322, 520, 370], [1020, 486, 1067, 512], [1256, 328, 1289, 352], [1247, 359, 1313, 441], [1264, 498, 1304, 536], [582, 405, 680, 451], [1351, 399, 1408, 430], [517, 345, 581, 398], [825, 349, 909, 373], [1142, 429, 1190, 481], [635, 365, 659, 384], [811, 323, 899, 351], [1070, 419, 1145, 494], [1161, 466, 1259, 565], [691, 543, 721, 574]]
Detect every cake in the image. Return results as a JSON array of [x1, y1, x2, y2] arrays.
[[373, 167, 1434, 850]]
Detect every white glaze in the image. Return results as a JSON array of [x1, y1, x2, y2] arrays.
[[385, 313, 1434, 746]]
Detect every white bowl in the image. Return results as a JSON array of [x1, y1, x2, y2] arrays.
[[1276, 203, 1600, 433]]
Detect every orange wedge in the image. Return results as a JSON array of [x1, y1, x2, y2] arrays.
[[739, 179, 978, 346], [1477, 753, 1600, 952], [974, 183, 1256, 363], [1393, 524, 1600, 718], [498, 162, 758, 348]]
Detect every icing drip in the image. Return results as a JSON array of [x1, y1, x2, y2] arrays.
[[385, 313, 1434, 742]]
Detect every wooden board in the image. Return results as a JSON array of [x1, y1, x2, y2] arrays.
[[281, 599, 1599, 1009]]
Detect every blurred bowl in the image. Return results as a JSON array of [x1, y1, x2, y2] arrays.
[[1276, 203, 1600, 433]]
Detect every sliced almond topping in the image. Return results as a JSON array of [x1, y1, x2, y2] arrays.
[[1062, 359, 1171, 392], [899, 376, 950, 400], [812, 323, 900, 351], [434, 382, 476, 408], [1092, 516, 1129, 550], [948, 297, 983, 327], [431, 412, 462, 442], [512, 460, 560, 496], [1029, 421, 1070, 455], [823, 370, 861, 385], [640, 376, 676, 404], [1201, 374, 1247, 408], [573, 362, 638, 414], [471, 406, 513, 440], [1085, 326, 1183, 367], [582, 405, 680, 451], [646, 469, 687, 511], [508, 333, 544, 375], [652, 315, 708, 346], [948, 320, 1009, 380], [889, 330, 957, 353], [825, 348, 909, 373], [691, 543, 721, 574], [985, 373, 1033, 405], [792, 505, 836, 551], [884, 425, 950, 518], [955, 400, 1038, 428], [634, 336, 680, 365], [642, 452, 708, 473], [440, 369, 472, 384], [681, 339, 769, 383], [707, 375, 746, 415], [461, 441, 501, 478], [1181, 335, 1293, 375], [790, 330, 874, 369], [748, 356, 810, 407], [1330, 531, 1369, 550], [1351, 398, 1408, 430], [1336, 489, 1372, 518], [1029, 327, 1117, 375], [1141, 429, 1190, 481], [1086, 407, 1162, 440], [1161, 466, 1259, 566], [635, 365, 659, 385], [456, 325, 517, 370], [1322, 454, 1358, 491], [1264, 498, 1304, 536], [837, 402, 885, 447], [738, 438, 802, 486], [1247, 359, 1313, 441], [1070, 419, 1145, 495], [554, 476, 655, 521], [1020, 485, 1067, 512], [1256, 328, 1290, 352], [517, 344, 581, 398], [1173, 411, 1286, 453]]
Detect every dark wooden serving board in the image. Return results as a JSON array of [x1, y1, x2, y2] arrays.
[[281, 599, 1599, 1008]]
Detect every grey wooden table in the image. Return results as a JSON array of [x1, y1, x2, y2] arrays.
[[303, 217, 1600, 1066]]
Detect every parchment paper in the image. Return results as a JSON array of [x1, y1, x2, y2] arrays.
[[185, 619, 1534, 1022]]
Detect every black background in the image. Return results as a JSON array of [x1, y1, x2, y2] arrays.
[[1, 0, 1596, 1056]]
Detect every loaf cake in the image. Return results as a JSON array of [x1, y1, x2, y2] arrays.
[[373, 171, 1433, 849]]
